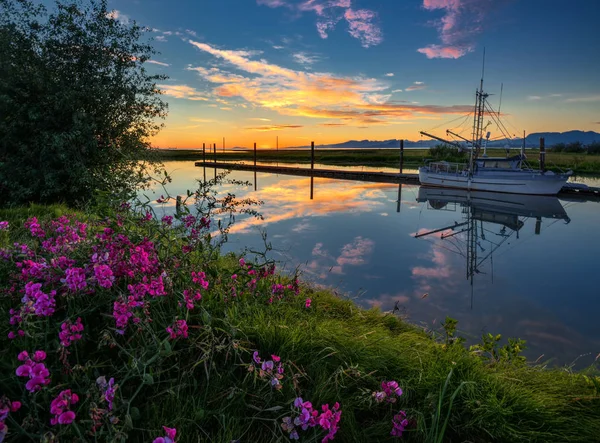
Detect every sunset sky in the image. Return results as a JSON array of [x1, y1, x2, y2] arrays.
[[104, 0, 599, 148]]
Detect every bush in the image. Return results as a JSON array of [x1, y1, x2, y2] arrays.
[[427, 144, 467, 162], [0, 0, 167, 206]]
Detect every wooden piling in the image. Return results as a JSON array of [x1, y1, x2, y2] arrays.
[[539, 137, 546, 172], [311, 141, 315, 170], [254, 142, 257, 167], [213, 143, 217, 163], [399, 139, 404, 173], [310, 175, 314, 200], [176, 195, 182, 214]]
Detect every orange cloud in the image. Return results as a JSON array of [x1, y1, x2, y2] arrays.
[[158, 84, 208, 101]]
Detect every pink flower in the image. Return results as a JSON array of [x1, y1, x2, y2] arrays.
[[166, 319, 188, 340], [161, 215, 173, 225], [0, 221, 9, 230], [153, 426, 177, 443], [305, 298, 312, 308], [59, 318, 84, 347], [50, 390, 78, 425], [94, 264, 114, 289], [63, 267, 87, 291]]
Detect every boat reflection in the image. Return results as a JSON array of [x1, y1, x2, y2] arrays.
[[415, 187, 571, 306]]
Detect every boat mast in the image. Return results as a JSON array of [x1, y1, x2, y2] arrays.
[[470, 50, 487, 174]]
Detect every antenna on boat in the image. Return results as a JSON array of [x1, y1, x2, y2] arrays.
[[498, 83, 503, 116], [480, 47, 486, 92]]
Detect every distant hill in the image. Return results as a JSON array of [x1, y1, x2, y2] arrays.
[[289, 131, 600, 149]]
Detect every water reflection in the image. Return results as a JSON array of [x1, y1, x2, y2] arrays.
[[414, 188, 571, 308], [146, 162, 600, 366]]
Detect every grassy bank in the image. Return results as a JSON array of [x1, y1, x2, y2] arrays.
[[151, 148, 600, 175], [0, 202, 599, 442]]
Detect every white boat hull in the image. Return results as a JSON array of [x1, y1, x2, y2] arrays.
[[418, 167, 571, 195]]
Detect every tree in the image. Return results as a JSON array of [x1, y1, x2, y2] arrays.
[[0, 0, 167, 206]]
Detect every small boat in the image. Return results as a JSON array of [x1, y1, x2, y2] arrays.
[[418, 71, 572, 195]]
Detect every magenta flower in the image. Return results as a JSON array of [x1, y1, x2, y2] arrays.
[[50, 390, 78, 425], [161, 215, 173, 225], [153, 426, 177, 443], [0, 221, 9, 230], [59, 318, 84, 347], [166, 319, 188, 340], [391, 410, 409, 438], [16, 350, 51, 392], [94, 264, 115, 289], [305, 298, 312, 308], [63, 267, 87, 291]]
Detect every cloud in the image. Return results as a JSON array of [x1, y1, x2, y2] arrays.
[[106, 10, 129, 24], [309, 236, 375, 275], [418, 0, 510, 59], [293, 52, 321, 65], [273, 45, 285, 49], [318, 122, 346, 126], [405, 81, 427, 91], [155, 35, 167, 42], [245, 124, 303, 131], [188, 40, 472, 125], [158, 84, 208, 101], [186, 29, 198, 37], [147, 60, 170, 67], [565, 95, 600, 103], [385, 73, 394, 77], [248, 117, 272, 121], [257, 0, 383, 48], [190, 118, 217, 123], [527, 95, 542, 101], [392, 89, 403, 93]]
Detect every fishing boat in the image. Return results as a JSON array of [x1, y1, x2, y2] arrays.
[[418, 69, 572, 195]]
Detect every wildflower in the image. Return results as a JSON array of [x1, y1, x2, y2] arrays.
[[153, 426, 177, 443], [63, 267, 87, 291], [161, 215, 173, 225], [252, 351, 261, 364], [305, 298, 312, 308], [97, 376, 118, 411], [183, 289, 202, 310], [16, 350, 51, 393], [94, 264, 114, 289], [391, 411, 409, 438], [373, 380, 403, 404], [0, 221, 8, 230], [22, 281, 56, 317], [166, 319, 188, 340], [183, 215, 196, 228], [191, 271, 209, 290], [50, 389, 79, 425], [24, 217, 45, 238], [59, 318, 84, 347]]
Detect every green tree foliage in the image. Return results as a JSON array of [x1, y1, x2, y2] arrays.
[[0, 0, 167, 206]]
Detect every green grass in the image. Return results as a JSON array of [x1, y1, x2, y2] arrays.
[[0, 205, 599, 442]]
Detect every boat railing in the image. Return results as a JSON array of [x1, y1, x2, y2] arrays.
[[427, 161, 469, 175]]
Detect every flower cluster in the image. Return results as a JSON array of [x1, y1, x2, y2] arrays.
[[16, 350, 51, 392], [0, 396, 21, 440], [50, 389, 79, 425], [97, 376, 118, 411], [250, 351, 284, 389], [391, 411, 409, 438], [0, 221, 9, 230], [183, 289, 202, 310], [373, 380, 403, 404], [59, 317, 84, 347], [282, 398, 342, 442], [153, 426, 177, 443], [94, 264, 115, 289], [166, 319, 189, 340]]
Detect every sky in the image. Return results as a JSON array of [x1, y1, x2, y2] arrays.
[[102, 0, 599, 148]]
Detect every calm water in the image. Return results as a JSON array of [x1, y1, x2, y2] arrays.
[[147, 161, 600, 366]]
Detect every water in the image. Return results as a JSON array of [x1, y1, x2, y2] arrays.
[[147, 161, 600, 366]]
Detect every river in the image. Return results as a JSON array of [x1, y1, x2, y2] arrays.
[[145, 161, 600, 367]]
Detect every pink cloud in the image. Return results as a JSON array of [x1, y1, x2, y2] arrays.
[[257, 0, 382, 47], [418, 0, 510, 59]]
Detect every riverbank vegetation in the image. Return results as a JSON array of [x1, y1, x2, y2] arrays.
[[153, 145, 600, 175], [1, 194, 599, 442]]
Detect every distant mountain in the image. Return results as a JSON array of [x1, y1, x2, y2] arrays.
[[289, 131, 600, 149]]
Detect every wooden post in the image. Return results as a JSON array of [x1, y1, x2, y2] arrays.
[[399, 139, 404, 174], [396, 184, 402, 213], [535, 217, 541, 235], [254, 142, 257, 167], [176, 195, 182, 214], [254, 170, 257, 191], [311, 141, 315, 170], [539, 137, 546, 172], [213, 143, 217, 163], [310, 175, 314, 200], [202, 143, 206, 163]]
